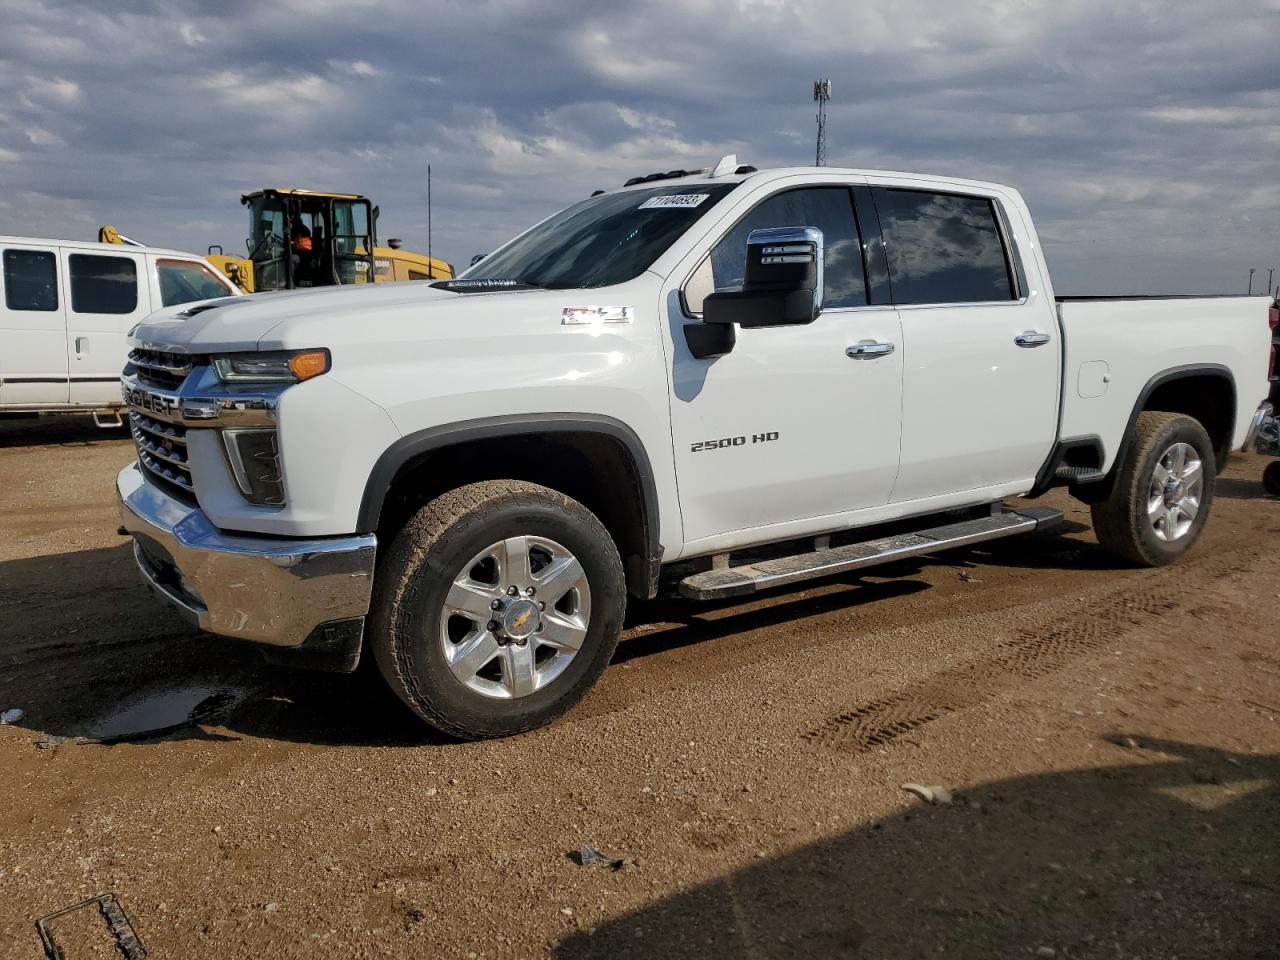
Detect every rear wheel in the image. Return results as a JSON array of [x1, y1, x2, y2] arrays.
[[1091, 411, 1215, 566], [369, 480, 625, 739]]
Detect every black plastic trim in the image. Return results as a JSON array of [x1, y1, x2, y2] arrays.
[[1030, 435, 1105, 497], [357, 412, 661, 567], [257, 616, 364, 673]]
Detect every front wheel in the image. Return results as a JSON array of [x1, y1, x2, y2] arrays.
[[1091, 411, 1216, 566], [369, 480, 625, 739]]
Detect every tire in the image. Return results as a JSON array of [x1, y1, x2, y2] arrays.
[[369, 480, 625, 739], [1263, 460, 1280, 497], [1090, 411, 1216, 566]]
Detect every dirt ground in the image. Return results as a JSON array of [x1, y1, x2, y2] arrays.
[[1, 415, 1278, 960]]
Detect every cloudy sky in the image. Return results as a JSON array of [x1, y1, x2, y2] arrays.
[[1, 0, 1277, 294]]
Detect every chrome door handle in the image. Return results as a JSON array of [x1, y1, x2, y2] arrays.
[[1015, 331, 1051, 347], [846, 341, 895, 359]]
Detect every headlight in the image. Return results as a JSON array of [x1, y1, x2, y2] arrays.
[[213, 349, 329, 383]]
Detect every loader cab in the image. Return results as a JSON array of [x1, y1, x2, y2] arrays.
[[243, 189, 376, 292]]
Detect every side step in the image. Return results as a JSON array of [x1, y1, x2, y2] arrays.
[[1054, 465, 1105, 483], [678, 506, 1064, 601]]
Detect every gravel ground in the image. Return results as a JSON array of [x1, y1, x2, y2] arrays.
[[1, 415, 1278, 959]]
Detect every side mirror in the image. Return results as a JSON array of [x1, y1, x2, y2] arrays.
[[469, 253, 487, 266], [686, 226, 824, 359]]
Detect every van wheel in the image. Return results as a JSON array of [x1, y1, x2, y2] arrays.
[[1091, 411, 1215, 566], [1263, 460, 1280, 496], [369, 480, 625, 739]]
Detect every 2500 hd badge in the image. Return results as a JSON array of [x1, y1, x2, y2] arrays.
[[690, 431, 780, 453]]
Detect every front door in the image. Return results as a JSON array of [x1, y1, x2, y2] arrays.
[[0, 245, 68, 406], [667, 183, 904, 550], [868, 185, 1060, 502], [61, 248, 150, 406]]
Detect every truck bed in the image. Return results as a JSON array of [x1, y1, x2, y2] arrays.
[[1055, 295, 1272, 472]]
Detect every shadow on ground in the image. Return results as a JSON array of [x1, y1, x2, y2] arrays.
[[555, 738, 1280, 960], [0, 520, 1124, 750], [1216, 476, 1277, 502], [0, 414, 129, 449]]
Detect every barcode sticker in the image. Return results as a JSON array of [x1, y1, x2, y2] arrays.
[[638, 194, 710, 210]]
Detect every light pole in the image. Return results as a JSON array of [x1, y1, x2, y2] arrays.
[[813, 79, 831, 167], [1248, 268, 1255, 295]]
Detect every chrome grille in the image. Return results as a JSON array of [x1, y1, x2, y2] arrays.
[[129, 348, 194, 391], [130, 411, 195, 500]]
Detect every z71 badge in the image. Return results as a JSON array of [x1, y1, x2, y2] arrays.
[[690, 431, 779, 453]]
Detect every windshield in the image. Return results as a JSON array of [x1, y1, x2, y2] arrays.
[[464, 183, 737, 289]]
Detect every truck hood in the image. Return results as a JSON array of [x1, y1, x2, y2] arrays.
[[131, 283, 463, 352]]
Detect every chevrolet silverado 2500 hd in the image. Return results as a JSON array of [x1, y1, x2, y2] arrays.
[[116, 161, 1274, 739]]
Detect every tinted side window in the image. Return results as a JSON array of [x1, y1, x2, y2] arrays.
[[874, 190, 1014, 304], [3, 249, 59, 311], [70, 254, 138, 314], [708, 187, 866, 309]]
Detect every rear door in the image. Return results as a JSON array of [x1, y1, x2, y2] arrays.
[[61, 247, 150, 406], [0, 244, 68, 406], [870, 184, 1060, 502]]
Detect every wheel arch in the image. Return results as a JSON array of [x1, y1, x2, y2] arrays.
[[1126, 364, 1236, 473], [358, 414, 662, 599]]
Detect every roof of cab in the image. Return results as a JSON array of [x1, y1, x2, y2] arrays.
[[611, 164, 1014, 196], [0, 235, 216, 259], [242, 188, 366, 201]]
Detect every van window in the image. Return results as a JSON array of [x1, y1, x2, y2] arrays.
[[158, 259, 233, 306], [69, 254, 138, 314], [873, 189, 1015, 304], [3, 249, 59, 311]]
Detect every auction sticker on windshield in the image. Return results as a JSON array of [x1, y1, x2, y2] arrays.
[[638, 194, 711, 209]]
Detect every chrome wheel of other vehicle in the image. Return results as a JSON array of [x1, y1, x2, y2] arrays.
[[439, 536, 591, 700], [1147, 441, 1202, 542]]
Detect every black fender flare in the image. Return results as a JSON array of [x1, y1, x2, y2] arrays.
[[356, 412, 662, 579]]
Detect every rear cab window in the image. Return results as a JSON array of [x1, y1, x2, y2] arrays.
[[3, 249, 59, 311], [157, 258, 234, 306], [69, 254, 138, 314], [872, 188, 1017, 304]]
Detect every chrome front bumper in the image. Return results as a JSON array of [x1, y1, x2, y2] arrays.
[[116, 463, 376, 649]]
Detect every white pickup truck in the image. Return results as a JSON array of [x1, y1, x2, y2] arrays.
[[116, 160, 1274, 738]]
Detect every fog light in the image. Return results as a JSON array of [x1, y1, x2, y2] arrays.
[[222, 428, 285, 505]]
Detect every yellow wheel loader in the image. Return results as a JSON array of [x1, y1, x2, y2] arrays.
[[205, 188, 452, 293]]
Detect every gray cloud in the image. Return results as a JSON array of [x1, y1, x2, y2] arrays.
[[0, 0, 1276, 293]]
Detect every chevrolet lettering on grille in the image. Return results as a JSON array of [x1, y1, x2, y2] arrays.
[[123, 384, 182, 420]]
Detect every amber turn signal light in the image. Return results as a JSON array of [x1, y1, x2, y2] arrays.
[[288, 350, 330, 381]]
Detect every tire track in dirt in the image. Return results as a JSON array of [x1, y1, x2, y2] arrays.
[[804, 543, 1269, 753]]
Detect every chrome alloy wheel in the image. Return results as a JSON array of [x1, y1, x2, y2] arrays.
[[439, 536, 591, 699], [1148, 441, 1203, 542]]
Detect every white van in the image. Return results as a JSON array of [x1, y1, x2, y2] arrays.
[[0, 236, 240, 418]]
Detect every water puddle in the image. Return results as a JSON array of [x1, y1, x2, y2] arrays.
[[84, 685, 246, 742]]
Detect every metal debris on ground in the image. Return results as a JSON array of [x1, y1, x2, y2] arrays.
[[35, 893, 146, 959], [901, 783, 953, 805], [1, 708, 24, 724], [570, 844, 626, 870]]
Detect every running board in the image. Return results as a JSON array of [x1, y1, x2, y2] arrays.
[[677, 506, 1064, 601]]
